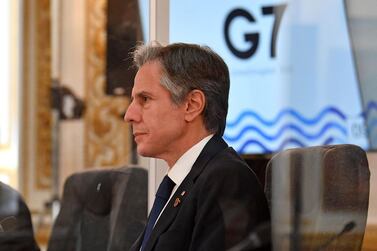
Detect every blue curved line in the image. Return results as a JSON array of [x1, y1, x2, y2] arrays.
[[227, 107, 347, 128], [224, 122, 347, 143], [322, 137, 348, 145], [237, 137, 346, 153], [276, 138, 306, 151], [323, 137, 334, 145], [239, 138, 306, 153], [238, 140, 270, 153], [365, 101, 377, 116]]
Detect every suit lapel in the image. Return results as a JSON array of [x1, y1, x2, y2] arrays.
[[184, 136, 228, 182], [144, 136, 228, 251], [130, 231, 144, 251]]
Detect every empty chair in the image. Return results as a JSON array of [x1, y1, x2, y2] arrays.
[[265, 144, 370, 251], [47, 166, 148, 251], [0, 181, 40, 251]]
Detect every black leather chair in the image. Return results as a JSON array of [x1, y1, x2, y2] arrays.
[[265, 144, 370, 251], [47, 166, 148, 251], [0, 182, 40, 251]]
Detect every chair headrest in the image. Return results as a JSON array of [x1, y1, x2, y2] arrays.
[[85, 172, 113, 216]]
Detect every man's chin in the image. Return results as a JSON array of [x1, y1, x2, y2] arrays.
[[136, 147, 154, 158]]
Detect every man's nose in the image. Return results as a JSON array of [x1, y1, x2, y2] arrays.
[[124, 101, 139, 123]]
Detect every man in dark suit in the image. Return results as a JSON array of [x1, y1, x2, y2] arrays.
[[124, 42, 270, 251]]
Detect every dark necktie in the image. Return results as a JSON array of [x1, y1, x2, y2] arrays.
[[141, 175, 175, 251]]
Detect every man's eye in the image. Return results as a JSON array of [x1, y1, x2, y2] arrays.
[[141, 96, 150, 103]]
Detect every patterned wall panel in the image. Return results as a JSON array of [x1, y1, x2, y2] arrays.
[[85, 0, 132, 167], [35, 0, 52, 189], [20, 0, 53, 206]]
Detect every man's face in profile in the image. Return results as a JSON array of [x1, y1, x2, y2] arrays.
[[124, 61, 187, 161]]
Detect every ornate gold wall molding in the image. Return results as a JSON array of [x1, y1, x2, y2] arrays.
[[35, 0, 52, 189], [21, 0, 52, 200], [85, 0, 131, 167]]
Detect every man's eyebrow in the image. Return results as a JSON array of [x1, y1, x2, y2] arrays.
[[132, 91, 154, 99]]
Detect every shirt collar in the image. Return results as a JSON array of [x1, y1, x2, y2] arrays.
[[168, 134, 214, 187]]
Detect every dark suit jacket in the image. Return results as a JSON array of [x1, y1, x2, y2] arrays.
[[131, 136, 270, 251]]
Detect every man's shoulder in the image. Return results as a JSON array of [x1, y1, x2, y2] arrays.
[[200, 146, 256, 180], [208, 146, 250, 168], [194, 145, 267, 204]]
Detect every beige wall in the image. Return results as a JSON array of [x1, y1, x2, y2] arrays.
[[58, 0, 86, 191]]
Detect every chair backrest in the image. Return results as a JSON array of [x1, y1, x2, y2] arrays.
[[265, 144, 370, 251], [0, 182, 40, 251], [47, 166, 148, 251]]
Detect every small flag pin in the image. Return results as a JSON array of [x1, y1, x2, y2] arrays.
[[174, 198, 181, 207]]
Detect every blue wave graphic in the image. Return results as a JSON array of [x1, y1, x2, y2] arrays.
[[224, 122, 347, 143], [364, 101, 377, 117], [227, 107, 346, 128], [238, 137, 345, 153]]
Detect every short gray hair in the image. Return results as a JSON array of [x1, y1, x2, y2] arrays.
[[132, 42, 230, 136]]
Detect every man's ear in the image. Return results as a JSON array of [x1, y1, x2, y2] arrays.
[[184, 89, 205, 122]]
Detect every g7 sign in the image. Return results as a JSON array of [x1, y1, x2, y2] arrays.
[[224, 4, 287, 59]]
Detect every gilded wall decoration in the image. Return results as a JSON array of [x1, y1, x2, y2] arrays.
[[35, 0, 52, 189], [85, 0, 131, 167], [20, 0, 52, 201]]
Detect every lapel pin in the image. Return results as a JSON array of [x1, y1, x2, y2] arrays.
[[174, 198, 181, 207], [181, 191, 186, 196]]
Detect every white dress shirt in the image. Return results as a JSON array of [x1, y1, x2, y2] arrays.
[[155, 134, 214, 225]]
